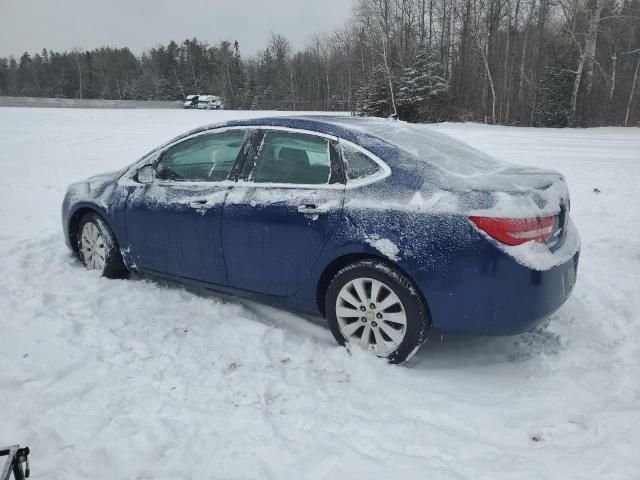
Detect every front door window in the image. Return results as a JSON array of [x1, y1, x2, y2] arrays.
[[156, 130, 246, 182]]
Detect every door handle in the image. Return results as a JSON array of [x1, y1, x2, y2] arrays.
[[189, 199, 208, 207], [298, 204, 329, 215]]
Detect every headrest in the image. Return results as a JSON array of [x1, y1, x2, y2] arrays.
[[278, 147, 310, 167]]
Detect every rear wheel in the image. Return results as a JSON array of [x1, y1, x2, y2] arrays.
[[325, 260, 430, 364], [77, 213, 127, 278]]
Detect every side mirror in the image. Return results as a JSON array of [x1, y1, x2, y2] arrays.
[[136, 164, 155, 184]]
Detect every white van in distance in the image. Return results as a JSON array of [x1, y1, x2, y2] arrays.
[[197, 95, 224, 110]]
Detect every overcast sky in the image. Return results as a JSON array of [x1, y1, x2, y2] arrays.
[[0, 0, 354, 58]]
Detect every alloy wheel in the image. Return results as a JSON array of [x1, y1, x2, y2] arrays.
[[80, 221, 106, 271], [335, 277, 407, 356]]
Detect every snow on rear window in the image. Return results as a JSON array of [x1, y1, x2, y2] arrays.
[[330, 117, 503, 176]]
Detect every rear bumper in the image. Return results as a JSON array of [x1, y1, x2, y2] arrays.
[[413, 237, 580, 336]]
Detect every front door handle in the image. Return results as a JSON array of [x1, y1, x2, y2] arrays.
[[298, 204, 329, 215], [189, 199, 208, 207]]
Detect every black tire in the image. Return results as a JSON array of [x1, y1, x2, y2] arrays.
[[77, 212, 127, 278], [325, 260, 431, 364]]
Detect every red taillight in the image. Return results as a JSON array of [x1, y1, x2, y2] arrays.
[[469, 215, 557, 246]]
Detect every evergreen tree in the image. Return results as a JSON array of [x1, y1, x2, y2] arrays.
[[256, 47, 276, 108], [243, 65, 259, 109], [357, 65, 393, 116], [396, 48, 448, 121], [0, 58, 8, 95], [216, 40, 246, 109], [535, 67, 574, 127]]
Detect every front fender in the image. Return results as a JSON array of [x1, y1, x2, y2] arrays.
[[61, 180, 131, 254]]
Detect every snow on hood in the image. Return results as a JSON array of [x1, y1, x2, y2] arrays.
[[86, 170, 120, 185], [65, 171, 120, 214]]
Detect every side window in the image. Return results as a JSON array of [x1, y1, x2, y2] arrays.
[[156, 130, 246, 181], [341, 142, 382, 181], [250, 131, 331, 185]]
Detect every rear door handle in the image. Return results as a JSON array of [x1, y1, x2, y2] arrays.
[[298, 204, 329, 214]]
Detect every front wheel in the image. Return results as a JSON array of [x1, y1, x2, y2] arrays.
[[77, 212, 127, 278], [325, 260, 430, 364]]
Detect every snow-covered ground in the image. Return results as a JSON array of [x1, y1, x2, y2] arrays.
[[1, 107, 639, 479]]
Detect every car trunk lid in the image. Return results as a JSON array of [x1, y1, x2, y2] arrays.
[[457, 166, 570, 250]]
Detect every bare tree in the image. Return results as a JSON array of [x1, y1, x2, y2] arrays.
[[72, 48, 84, 99], [624, 49, 640, 126]]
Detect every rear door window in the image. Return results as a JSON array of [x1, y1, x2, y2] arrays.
[[341, 142, 382, 181], [250, 131, 332, 185]]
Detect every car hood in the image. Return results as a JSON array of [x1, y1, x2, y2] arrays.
[[65, 170, 120, 201], [85, 170, 120, 184]]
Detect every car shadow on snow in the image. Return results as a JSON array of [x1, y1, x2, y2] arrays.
[[410, 322, 564, 369], [65, 243, 564, 371], [126, 270, 564, 369], [128, 271, 337, 345]]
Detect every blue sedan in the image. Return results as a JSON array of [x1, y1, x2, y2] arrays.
[[62, 116, 580, 363]]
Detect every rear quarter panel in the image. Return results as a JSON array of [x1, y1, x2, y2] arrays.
[[319, 199, 578, 336]]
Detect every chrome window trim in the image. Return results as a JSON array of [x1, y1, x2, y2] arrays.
[[119, 126, 252, 187], [230, 179, 345, 191], [247, 127, 337, 188], [250, 125, 339, 142], [118, 125, 391, 190]]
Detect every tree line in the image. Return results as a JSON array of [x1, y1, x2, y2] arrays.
[[1, 0, 639, 126]]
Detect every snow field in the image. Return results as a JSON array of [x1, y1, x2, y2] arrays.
[[0, 108, 639, 479]]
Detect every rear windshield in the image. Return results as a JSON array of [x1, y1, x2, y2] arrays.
[[331, 118, 503, 176]]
